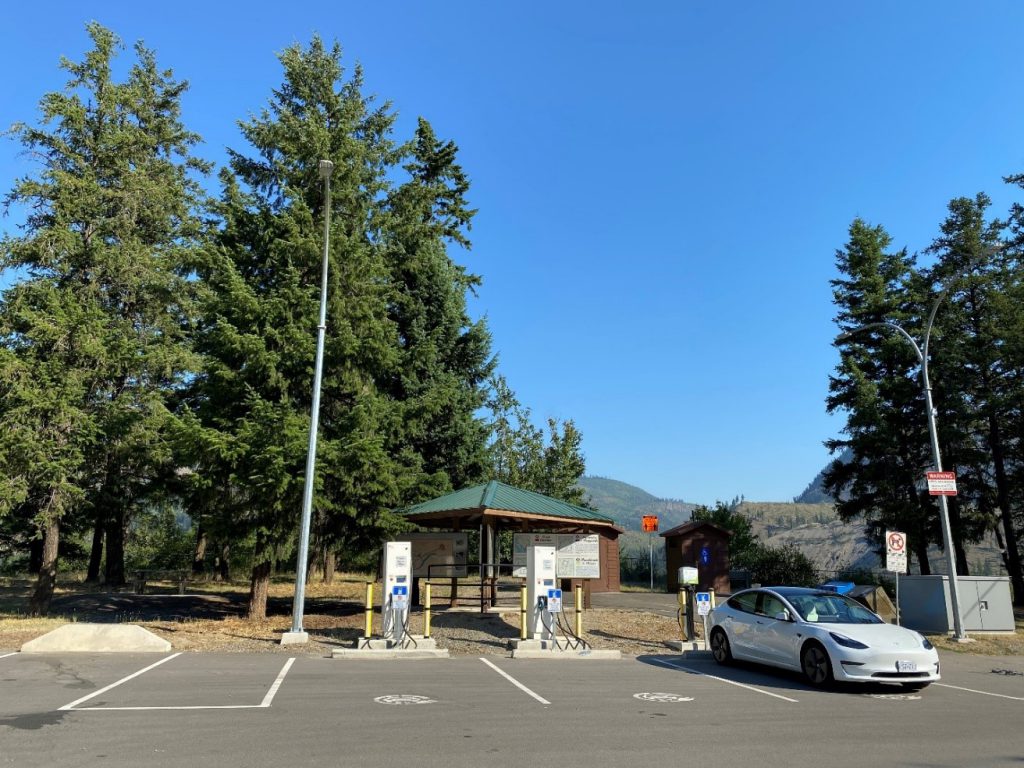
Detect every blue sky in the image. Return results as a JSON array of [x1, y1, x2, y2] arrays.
[[3, 2, 1024, 505]]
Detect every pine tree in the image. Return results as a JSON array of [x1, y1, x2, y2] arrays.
[[826, 219, 938, 572], [0, 23, 208, 611], [923, 194, 1009, 578]]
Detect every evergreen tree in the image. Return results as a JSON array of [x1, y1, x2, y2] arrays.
[[0, 24, 207, 610], [923, 194, 1010, 578], [826, 219, 938, 572], [485, 375, 589, 505]]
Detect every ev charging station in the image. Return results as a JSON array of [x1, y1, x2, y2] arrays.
[[526, 545, 559, 642], [381, 541, 412, 647]]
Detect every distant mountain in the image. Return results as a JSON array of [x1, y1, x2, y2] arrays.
[[578, 476, 695, 532], [794, 448, 850, 503]]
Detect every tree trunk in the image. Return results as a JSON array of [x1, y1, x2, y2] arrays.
[[28, 517, 60, 617], [247, 560, 272, 620], [28, 536, 44, 573], [323, 550, 336, 584], [104, 509, 126, 587], [86, 517, 104, 583], [986, 417, 1024, 603], [947, 499, 970, 576], [913, 538, 931, 575], [217, 542, 231, 582], [192, 526, 207, 576]]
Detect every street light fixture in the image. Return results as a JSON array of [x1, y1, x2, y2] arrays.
[[282, 159, 334, 645], [837, 281, 969, 641]]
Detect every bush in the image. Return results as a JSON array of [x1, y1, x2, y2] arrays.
[[734, 542, 818, 586]]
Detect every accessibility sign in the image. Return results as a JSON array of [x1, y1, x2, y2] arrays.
[[695, 592, 712, 616]]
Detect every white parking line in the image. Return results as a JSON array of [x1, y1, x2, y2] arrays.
[[649, 657, 800, 703], [935, 683, 1024, 701], [479, 658, 551, 705], [66, 657, 296, 712], [0, 652, 17, 660], [59, 653, 182, 711]]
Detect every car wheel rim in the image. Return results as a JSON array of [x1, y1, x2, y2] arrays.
[[712, 632, 727, 661], [803, 647, 827, 683]]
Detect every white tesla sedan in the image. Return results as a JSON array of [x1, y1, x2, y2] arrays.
[[708, 586, 940, 689]]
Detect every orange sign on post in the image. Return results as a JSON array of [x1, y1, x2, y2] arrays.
[[641, 515, 658, 533]]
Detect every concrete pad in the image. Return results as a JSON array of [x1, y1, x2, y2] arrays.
[[332, 636, 449, 659], [510, 638, 621, 659], [665, 639, 710, 655], [20, 623, 171, 653], [279, 631, 309, 646], [510, 647, 621, 659], [331, 648, 450, 659]]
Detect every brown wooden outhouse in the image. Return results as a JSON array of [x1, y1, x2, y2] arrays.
[[662, 521, 731, 594]]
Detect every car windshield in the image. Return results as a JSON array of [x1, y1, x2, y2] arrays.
[[785, 593, 883, 624]]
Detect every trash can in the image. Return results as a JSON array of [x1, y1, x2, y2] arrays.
[[819, 580, 855, 595]]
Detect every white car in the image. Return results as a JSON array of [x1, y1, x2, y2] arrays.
[[708, 586, 940, 689]]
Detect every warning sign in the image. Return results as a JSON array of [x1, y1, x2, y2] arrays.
[[642, 515, 658, 533], [926, 471, 957, 496]]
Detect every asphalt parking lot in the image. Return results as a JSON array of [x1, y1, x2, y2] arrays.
[[1, 649, 1022, 768]]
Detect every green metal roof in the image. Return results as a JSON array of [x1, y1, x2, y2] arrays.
[[402, 480, 614, 524]]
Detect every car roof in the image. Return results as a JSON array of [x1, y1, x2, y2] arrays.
[[750, 586, 835, 597]]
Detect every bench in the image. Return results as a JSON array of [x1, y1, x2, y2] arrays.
[[132, 570, 189, 595]]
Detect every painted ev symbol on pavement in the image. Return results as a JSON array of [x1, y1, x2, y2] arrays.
[[864, 693, 921, 701], [633, 692, 694, 703], [374, 695, 437, 705]]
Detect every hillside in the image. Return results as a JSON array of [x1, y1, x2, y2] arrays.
[[578, 476, 695, 532]]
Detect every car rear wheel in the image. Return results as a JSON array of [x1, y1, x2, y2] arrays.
[[801, 642, 833, 687], [710, 629, 732, 665]]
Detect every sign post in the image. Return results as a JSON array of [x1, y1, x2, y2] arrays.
[[642, 516, 658, 591], [886, 530, 908, 625], [696, 591, 712, 644]]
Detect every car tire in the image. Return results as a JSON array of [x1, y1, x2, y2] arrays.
[[901, 682, 931, 691], [801, 642, 833, 687], [710, 628, 732, 665]]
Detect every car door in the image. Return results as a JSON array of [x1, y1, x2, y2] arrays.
[[755, 593, 802, 669], [720, 591, 763, 661]]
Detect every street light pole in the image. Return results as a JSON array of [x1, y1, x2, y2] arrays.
[[282, 159, 334, 645], [838, 291, 968, 640]]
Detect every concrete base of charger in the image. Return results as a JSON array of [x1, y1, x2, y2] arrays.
[[510, 638, 621, 659], [665, 638, 711, 657], [332, 636, 449, 659]]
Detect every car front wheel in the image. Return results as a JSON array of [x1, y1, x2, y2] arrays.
[[801, 642, 833, 687], [710, 628, 732, 665]]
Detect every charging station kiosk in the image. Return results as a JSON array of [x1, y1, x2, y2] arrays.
[[526, 545, 557, 642], [382, 541, 412, 646]]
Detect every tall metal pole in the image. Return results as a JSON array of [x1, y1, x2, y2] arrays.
[[838, 301, 967, 640], [284, 159, 334, 643]]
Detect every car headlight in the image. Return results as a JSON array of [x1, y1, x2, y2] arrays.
[[920, 635, 934, 650], [829, 632, 869, 650]]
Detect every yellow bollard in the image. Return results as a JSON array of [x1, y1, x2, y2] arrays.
[[520, 585, 528, 640], [678, 588, 689, 641], [364, 581, 374, 639], [424, 582, 432, 638], [575, 585, 583, 637]]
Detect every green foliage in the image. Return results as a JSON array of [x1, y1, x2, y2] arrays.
[[691, 502, 757, 559], [125, 506, 195, 572], [735, 543, 818, 587], [486, 375, 590, 506]]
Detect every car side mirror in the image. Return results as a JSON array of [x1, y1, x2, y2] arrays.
[[774, 610, 791, 622]]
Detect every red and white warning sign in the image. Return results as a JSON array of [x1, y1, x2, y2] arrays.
[[926, 471, 957, 496], [886, 530, 907, 574]]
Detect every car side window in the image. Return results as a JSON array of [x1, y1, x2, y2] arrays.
[[727, 592, 759, 614], [761, 594, 785, 618]]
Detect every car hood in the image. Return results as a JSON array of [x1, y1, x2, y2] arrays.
[[813, 622, 926, 651]]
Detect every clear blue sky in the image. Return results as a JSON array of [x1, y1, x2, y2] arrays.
[[3, 2, 1024, 505]]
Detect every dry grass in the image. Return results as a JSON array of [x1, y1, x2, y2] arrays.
[[1, 574, 1020, 657]]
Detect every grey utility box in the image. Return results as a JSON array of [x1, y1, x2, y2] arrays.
[[897, 575, 1015, 633]]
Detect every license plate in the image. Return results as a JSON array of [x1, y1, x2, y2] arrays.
[[896, 660, 917, 673]]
